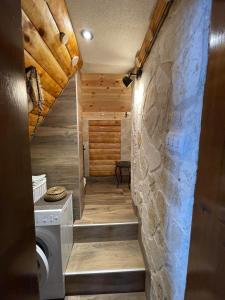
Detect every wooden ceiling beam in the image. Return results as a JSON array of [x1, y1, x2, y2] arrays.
[[45, 0, 83, 68], [136, 0, 173, 68], [22, 0, 73, 76], [22, 10, 68, 88]]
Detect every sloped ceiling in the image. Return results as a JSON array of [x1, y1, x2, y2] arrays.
[[21, 0, 81, 136], [66, 0, 157, 73]]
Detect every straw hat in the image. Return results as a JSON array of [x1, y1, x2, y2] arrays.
[[44, 186, 67, 202]]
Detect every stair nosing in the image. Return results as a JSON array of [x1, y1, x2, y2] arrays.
[[65, 267, 145, 276], [74, 221, 138, 227]]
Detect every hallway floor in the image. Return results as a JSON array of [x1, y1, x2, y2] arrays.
[[76, 178, 137, 224], [65, 177, 146, 297], [66, 292, 146, 299]]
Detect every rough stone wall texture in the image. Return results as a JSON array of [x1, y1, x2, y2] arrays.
[[121, 114, 131, 161], [131, 1, 211, 299]]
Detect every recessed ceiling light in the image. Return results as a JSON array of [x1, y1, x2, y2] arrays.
[[80, 29, 94, 41]]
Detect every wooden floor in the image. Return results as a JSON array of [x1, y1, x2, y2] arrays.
[[66, 292, 146, 299], [66, 177, 145, 296], [75, 179, 137, 225]]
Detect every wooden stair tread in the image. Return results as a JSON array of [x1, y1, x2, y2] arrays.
[[66, 240, 145, 274], [66, 292, 146, 299], [75, 204, 137, 225]]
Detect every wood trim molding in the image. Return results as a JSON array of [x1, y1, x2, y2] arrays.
[[136, 0, 173, 68]]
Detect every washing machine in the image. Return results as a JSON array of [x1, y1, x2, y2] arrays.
[[34, 192, 73, 299]]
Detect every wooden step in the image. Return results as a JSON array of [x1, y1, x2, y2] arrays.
[[66, 292, 146, 299], [75, 204, 137, 225], [74, 222, 138, 242], [65, 240, 145, 295]]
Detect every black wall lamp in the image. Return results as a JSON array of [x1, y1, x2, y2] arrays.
[[122, 68, 143, 87]]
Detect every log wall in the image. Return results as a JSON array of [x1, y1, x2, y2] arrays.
[[21, 0, 81, 136]]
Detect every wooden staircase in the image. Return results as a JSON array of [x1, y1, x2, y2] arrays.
[[65, 179, 146, 298]]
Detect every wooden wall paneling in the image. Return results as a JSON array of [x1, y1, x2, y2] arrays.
[[90, 143, 120, 149], [81, 73, 126, 88], [22, 10, 68, 88], [42, 89, 55, 107], [80, 73, 132, 113], [29, 113, 44, 127], [89, 120, 121, 126], [24, 49, 62, 98], [81, 87, 130, 95], [46, 0, 81, 62], [22, 0, 73, 76], [82, 100, 131, 112], [89, 120, 121, 176], [75, 72, 85, 218], [82, 112, 129, 120]]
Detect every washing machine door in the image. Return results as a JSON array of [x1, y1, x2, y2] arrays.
[[36, 244, 49, 287]]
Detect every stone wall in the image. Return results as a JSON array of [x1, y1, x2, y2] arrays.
[[131, 1, 211, 299]]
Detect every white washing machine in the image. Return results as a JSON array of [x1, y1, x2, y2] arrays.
[[34, 192, 73, 299]]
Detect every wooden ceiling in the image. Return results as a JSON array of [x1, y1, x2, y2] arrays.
[[80, 73, 132, 113], [21, 0, 82, 136]]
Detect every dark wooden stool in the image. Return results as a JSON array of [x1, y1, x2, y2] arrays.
[[115, 161, 131, 188]]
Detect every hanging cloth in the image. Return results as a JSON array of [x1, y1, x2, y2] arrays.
[[25, 66, 43, 112]]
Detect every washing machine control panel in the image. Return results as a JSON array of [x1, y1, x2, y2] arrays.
[[35, 210, 61, 226]]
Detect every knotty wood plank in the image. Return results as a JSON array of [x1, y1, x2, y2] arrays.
[[82, 101, 131, 112], [22, 0, 73, 76], [89, 120, 121, 126], [82, 112, 128, 120], [42, 89, 55, 107], [29, 113, 44, 126], [89, 137, 121, 143], [89, 143, 120, 149], [90, 160, 116, 166], [80, 73, 132, 113], [22, 10, 68, 88], [90, 149, 120, 155], [24, 50, 61, 97], [82, 94, 131, 101], [89, 125, 121, 132], [90, 171, 115, 176], [89, 120, 121, 176], [89, 132, 121, 138], [81, 87, 130, 95], [46, 0, 81, 61], [89, 165, 115, 171], [90, 154, 120, 161]]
